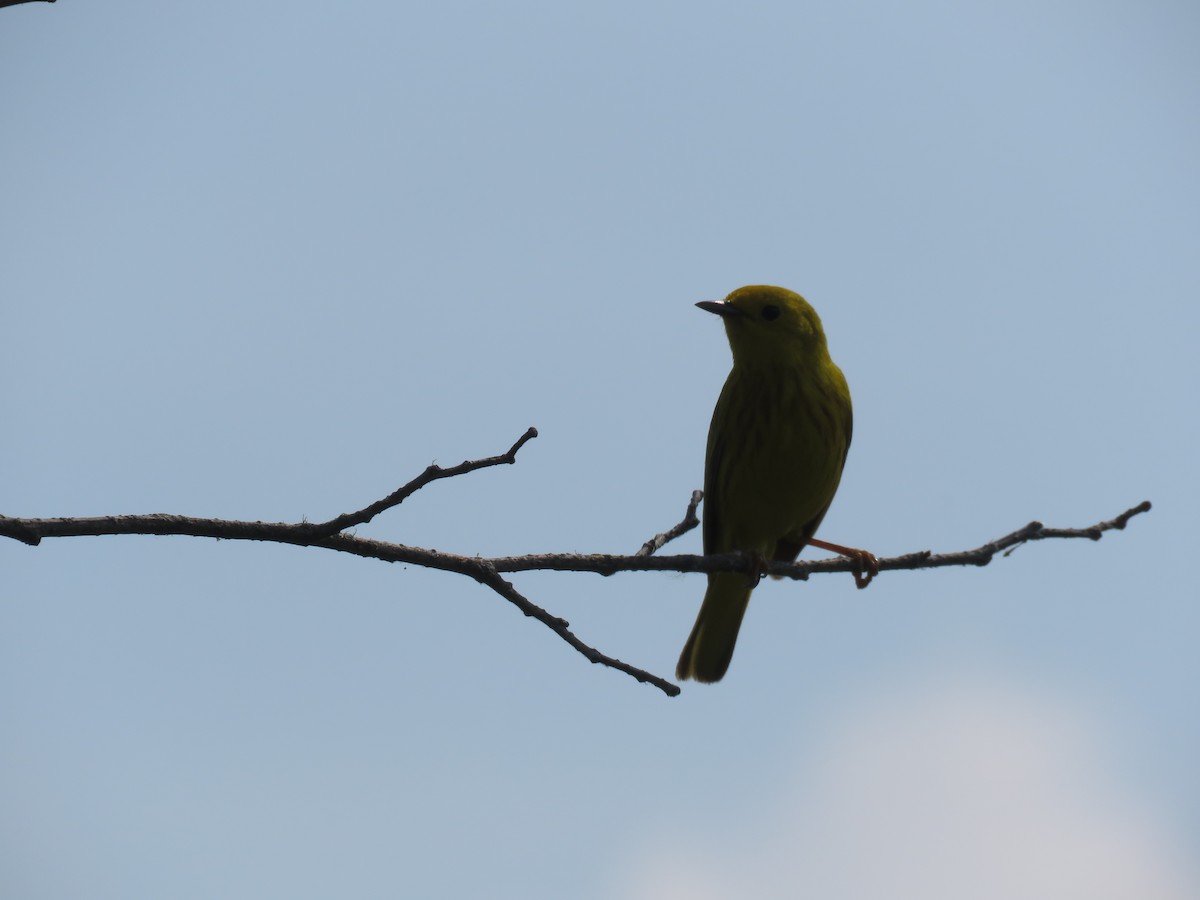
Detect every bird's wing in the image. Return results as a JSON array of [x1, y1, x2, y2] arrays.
[[701, 373, 741, 556], [773, 398, 853, 563], [702, 426, 724, 557]]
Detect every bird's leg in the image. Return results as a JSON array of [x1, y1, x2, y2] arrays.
[[808, 538, 879, 589]]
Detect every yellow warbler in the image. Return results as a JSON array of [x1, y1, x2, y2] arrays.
[[677, 285, 871, 683]]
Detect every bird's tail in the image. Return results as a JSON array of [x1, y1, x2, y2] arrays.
[[675, 572, 753, 683]]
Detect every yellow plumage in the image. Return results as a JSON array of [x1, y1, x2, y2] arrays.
[[677, 285, 854, 683]]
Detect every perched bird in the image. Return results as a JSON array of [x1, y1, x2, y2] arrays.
[[677, 285, 873, 683]]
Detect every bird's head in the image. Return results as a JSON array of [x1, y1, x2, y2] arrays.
[[697, 285, 828, 367]]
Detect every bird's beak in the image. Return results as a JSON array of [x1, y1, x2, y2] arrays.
[[696, 300, 744, 317]]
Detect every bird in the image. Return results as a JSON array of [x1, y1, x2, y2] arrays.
[[676, 285, 874, 683]]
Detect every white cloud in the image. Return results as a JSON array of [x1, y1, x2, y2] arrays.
[[623, 680, 1197, 900]]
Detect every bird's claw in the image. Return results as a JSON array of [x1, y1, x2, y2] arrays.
[[807, 537, 879, 590], [745, 551, 768, 588], [848, 548, 879, 589]]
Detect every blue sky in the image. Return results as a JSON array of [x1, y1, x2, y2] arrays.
[[3, 1, 1198, 897]]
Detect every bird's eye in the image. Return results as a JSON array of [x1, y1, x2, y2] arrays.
[[761, 305, 781, 321]]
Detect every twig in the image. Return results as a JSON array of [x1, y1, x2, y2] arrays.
[[636, 490, 703, 556], [472, 567, 680, 696], [311, 426, 538, 536]]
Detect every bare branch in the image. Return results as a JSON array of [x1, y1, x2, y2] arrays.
[[0, 0, 56, 9], [311, 426, 538, 536], [487, 501, 1153, 579], [471, 567, 680, 696], [636, 490, 703, 556], [0, 425, 1152, 697]]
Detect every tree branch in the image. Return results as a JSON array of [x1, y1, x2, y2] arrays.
[[0, 429, 1152, 697], [636, 490, 703, 556], [311, 425, 538, 536], [483, 499, 1153, 580]]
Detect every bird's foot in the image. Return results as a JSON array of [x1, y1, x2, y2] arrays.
[[744, 550, 769, 588], [808, 538, 879, 589]]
